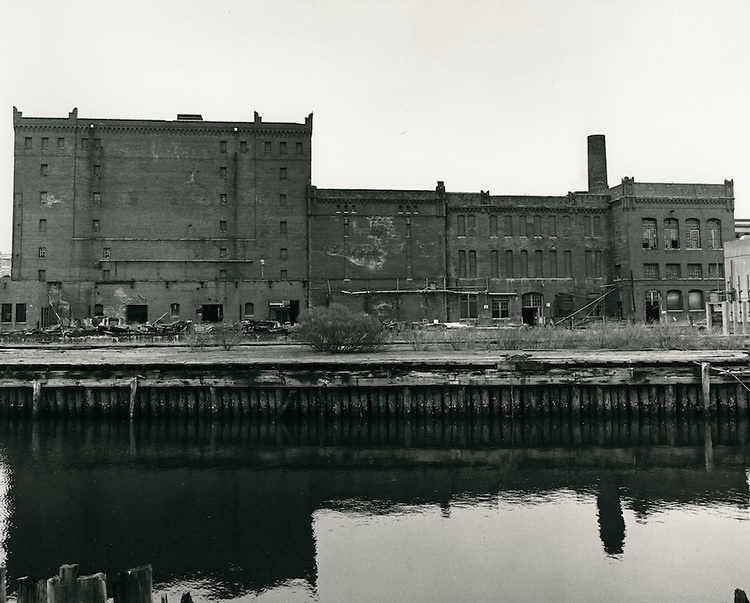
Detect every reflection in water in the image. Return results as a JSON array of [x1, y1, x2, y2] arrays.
[[0, 417, 746, 601], [597, 478, 626, 556]]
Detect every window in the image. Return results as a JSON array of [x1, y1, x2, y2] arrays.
[[584, 250, 592, 277], [38, 246, 47, 259], [524, 216, 533, 238], [594, 250, 602, 277], [219, 269, 227, 280], [1, 304, 11, 323], [220, 140, 227, 153], [41, 137, 49, 151], [280, 221, 287, 234], [40, 164, 48, 176], [549, 249, 557, 277], [563, 250, 572, 277], [685, 219, 701, 249], [93, 192, 101, 205], [280, 193, 287, 206], [707, 219, 722, 249], [57, 137, 65, 150], [642, 218, 657, 249], [520, 250, 528, 277], [504, 215, 513, 237], [505, 250, 514, 277], [468, 250, 477, 278], [296, 142, 303, 154], [94, 304, 104, 317], [240, 141, 248, 153], [547, 215, 556, 237], [38, 270, 46, 282], [102, 270, 110, 281], [280, 142, 287, 154], [489, 215, 498, 237], [708, 263, 724, 279], [15, 304, 27, 323], [457, 215, 466, 236], [92, 219, 100, 232], [244, 302, 255, 316], [459, 294, 478, 319], [665, 263, 681, 279], [93, 164, 101, 176], [219, 248, 227, 259], [583, 216, 592, 237], [40, 191, 48, 205], [593, 216, 601, 236], [280, 269, 288, 280], [280, 248, 288, 260], [688, 290, 704, 311], [81, 138, 89, 151], [220, 167, 227, 179], [490, 250, 499, 277], [170, 303, 180, 316], [458, 250, 467, 278], [666, 290, 683, 311], [534, 215, 542, 237], [24, 137, 32, 150], [219, 220, 227, 233], [219, 194, 227, 205], [39, 218, 47, 232], [687, 264, 702, 279], [94, 138, 102, 150], [664, 218, 679, 249], [643, 263, 660, 279], [279, 167, 287, 180], [264, 141, 272, 153], [103, 247, 111, 259], [491, 299, 509, 319], [534, 250, 543, 277]]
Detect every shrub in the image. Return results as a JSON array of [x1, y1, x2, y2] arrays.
[[293, 304, 385, 353]]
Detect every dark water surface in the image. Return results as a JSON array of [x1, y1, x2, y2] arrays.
[[0, 416, 747, 602]]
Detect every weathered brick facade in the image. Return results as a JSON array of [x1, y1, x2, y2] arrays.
[[3, 111, 736, 329]]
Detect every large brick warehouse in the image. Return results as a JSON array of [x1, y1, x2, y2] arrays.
[[1, 107, 736, 329]]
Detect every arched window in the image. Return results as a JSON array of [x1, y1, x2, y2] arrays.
[[664, 218, 679, 249], [666, 290, 683, 311], [642, 218, 657, 249], [707, 219, 722, 249], [244, 302, 255, 316], [685, 219, 701, 249], [688, 290, 705, 311]]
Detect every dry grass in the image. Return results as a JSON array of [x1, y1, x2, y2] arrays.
[[396, 324, 748, 351]]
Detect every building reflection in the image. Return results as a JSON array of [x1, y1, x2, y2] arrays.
[[0, 417, 746, 596]]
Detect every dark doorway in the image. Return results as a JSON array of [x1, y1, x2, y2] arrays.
[[289, 300, 300, 324], [201, 304, 224, 322], [126, 304, 148, 324], [522, 307, 537, 326], [645, 290, 661, 323]]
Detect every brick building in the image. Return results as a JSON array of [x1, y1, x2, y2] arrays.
[[1, 108, 736, 329]]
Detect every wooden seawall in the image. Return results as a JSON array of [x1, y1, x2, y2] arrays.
[[1, 346, 749, 421]]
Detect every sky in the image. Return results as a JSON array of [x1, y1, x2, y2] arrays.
[[1, 0, 748, 254]]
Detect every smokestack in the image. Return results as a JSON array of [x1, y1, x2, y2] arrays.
[[587, 134, 608, 193]]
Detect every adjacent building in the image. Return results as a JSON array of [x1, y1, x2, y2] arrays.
[[1, 107, 736, 329]]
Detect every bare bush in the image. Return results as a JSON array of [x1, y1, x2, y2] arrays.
[[293, 304, 385, 353]]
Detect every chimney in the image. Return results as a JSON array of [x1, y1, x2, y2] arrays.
[[587, 134, 608, 193]]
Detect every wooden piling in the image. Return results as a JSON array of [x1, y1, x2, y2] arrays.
[[113, 565, 152, 603], [78, 574, 107, 603], [16, 577, 46, 603], [129, 378, 138, 421], [701, 362, 712, 414]]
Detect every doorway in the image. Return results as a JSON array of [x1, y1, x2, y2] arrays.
[[645, 290, 661, 323], [125, 304, 148, 324], [201, 304, 224, 322]]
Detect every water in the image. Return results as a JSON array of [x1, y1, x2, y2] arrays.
[[0, 417, 747, 602]]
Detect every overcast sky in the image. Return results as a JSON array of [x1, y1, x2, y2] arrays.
[[1, 0, 748, 254]]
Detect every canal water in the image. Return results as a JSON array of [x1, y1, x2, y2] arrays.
[[0, 416, 747, 602]]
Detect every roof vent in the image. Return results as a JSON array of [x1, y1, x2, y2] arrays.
[[176, 114, 203, 121]]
